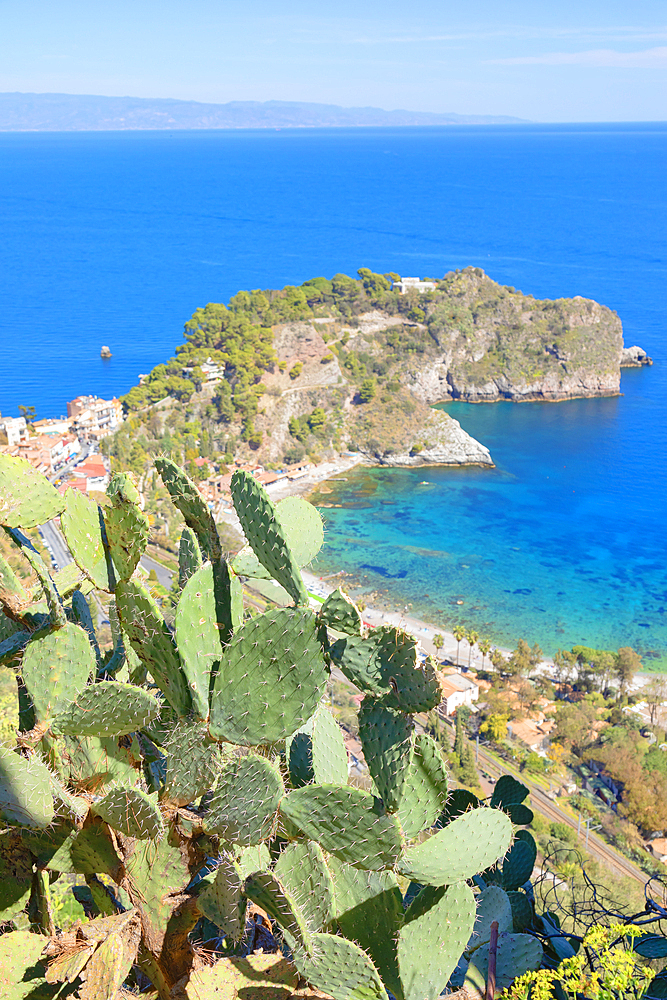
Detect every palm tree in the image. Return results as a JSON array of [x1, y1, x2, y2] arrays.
[[452, 625, 466, 667], [479, 637, 492, 671], [467, 630, 479, 669], [432, 633, 444, 658]]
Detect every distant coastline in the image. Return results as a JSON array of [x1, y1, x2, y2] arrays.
[[0, 92, 529, 132]]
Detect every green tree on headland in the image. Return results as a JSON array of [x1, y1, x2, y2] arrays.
[[358, 378, 376, 403]]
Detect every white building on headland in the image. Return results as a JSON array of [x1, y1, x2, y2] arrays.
[[392, 277, 437, 294]]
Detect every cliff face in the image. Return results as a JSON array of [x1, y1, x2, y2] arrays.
[[250, 270, 630, 466], [254, 316, 492, 468], [410, 273, 625, 403], [127, 267, 642, 469]]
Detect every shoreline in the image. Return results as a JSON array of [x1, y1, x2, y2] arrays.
[[216, 459, 660, 687], [216, 461, 522, 673], [300, 568, 511, 671]]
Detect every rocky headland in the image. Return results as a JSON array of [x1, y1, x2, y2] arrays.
[[122, 267, 648, 469]]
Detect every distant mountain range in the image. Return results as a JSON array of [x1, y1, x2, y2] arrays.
[[0, 93, 528, 131]]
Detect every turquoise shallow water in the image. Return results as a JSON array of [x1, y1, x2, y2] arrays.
[[310, 373, 667, 664], [0, 123, 665, 660]]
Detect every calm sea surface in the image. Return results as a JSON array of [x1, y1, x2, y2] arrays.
[[0, 124, 665, 661]]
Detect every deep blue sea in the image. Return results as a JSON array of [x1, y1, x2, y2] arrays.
[[1, 124, 665, 662]]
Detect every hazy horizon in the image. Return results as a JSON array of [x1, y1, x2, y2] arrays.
[[0, 1, 664, 123]]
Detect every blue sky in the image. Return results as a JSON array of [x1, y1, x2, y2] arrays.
[[0, 0, 665, 121]]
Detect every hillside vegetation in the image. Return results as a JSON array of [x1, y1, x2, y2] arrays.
[[111, 267, 624, 470]]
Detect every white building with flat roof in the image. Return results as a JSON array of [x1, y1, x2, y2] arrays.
[[0, 416, 27, 447], [392, 277, 437, 294], [439, 672, 480, 716]]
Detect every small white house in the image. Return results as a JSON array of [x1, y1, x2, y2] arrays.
[[439, 672, 479, 716], [0, 416, 27, 446], [392, 277, 437, 295]]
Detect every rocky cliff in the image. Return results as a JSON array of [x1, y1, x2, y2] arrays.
[[124, 267, 646, 469]]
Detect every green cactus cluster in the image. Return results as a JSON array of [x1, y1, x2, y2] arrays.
[[0, 452, 543, 999]]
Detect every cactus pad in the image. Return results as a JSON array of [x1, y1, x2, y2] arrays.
[[501, 835, 537, 891], [60, 488, 114, 591], [274, 840, 335, 932], [94, 786, 164, 840], [70, 589, 101, 663], [162, 721, 222, 806], [280, 785, 403, 870], [21, 621, 94, 723], [508, 890, 533, 932], [505, 802, 534, 825], [358, 699, 413, 812], [437, 787, 479, 825], [293, 932, 385, 1000], [209, 607, 327, 745], [174, 563, 223, 720], [330, 628, 442, 712], [275, 495, 324, 564], [233, 497, 323, 580], [397, 733, 449, 840], [328, 634, 388, 696], [6, 526, 67, 627], [0, 454, 65, 528], [286, 703, 349, 788], [236, 843, 272, 879], [468, 885, 513, 950], [203, 753, 284, 845], [178, 526, 202, 590], [245, 870, 312, 950], [197, 855, 246, 941], [0, 930, 49, 995], [0, 747, 54, 828], [116, 580, 192, 718], [104, 475, 150, 582], [398, 882, 476, 1000], [155, 457, 222, 562], [69, 825, 123, 876], [398, 807, 512, 885], [465, 931, 544, 994], [230, 470, 308, 605], [375, 628, 443, 713], [183, 954, 299, 998], [50, 681, 160, 737], [64, 734, 140, 791], [318, 587, 363, 636], [490, 774, 529, 809], [327, 857, 403, 999]]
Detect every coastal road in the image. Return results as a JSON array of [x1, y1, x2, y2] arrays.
[[139, 554, 173, 589], [40, 520, 73, 571]]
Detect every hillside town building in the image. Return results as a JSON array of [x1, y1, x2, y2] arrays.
[[0, 416, 28, 447], [66, 395, 123, 440], [15, 434, 80, 474], [439, 672, 480, 716]]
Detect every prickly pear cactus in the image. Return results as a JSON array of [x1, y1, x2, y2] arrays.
[[0, 454, 532, 1000]]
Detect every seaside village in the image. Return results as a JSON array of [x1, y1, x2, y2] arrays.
[[2, 390, 666, 875], [0, 395, 316, 508]]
